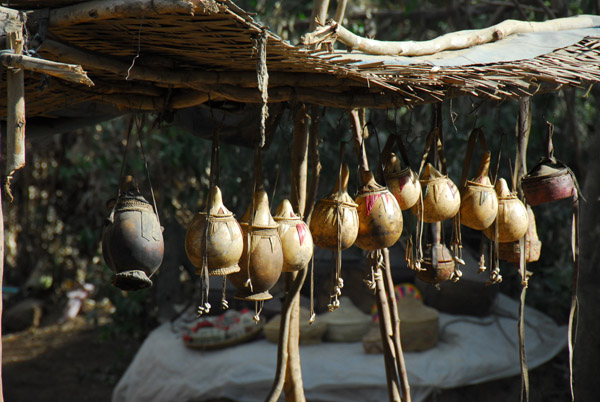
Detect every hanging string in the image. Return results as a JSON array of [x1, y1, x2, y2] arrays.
[[568, 190, 580, 401], [309, 254, 316, 324], [221, 276, 229, 310], [134, 115, 160, 228], [197, 133, 219, 316]]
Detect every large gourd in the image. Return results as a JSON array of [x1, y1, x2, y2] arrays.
[[228, 190, 283, 301], [460, 151, 498, 230], [310, 163, 359, 250], [185, 186, 243, 276], [411, 163, 460, 223], [484, 178, 529, 243], [354, 169, 403, 250]]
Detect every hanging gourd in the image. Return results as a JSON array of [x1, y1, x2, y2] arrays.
[[382, 134, 421, 210], [499, 205, 542, 263], [310, 163, 359, 251], [484, 178, 529, 243], [102, 119, 163, 292], [411, 128, 460, 223], [354, 169, 403, 250], [411, 163, 461, 223], [228, 189, 283, 301], [459, 129, 498, 230], [185, 185, 243, 276], [415, 243, 457, 285], [273, 199, 313, 272], [102, 176, 164, 291], [522, 122, 578, 205]]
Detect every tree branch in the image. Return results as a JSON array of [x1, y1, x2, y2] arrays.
[[333, 14, 599, 56]]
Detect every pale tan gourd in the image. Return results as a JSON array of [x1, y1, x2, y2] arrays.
[[384, 153, 421, 210], [354, 169, 403, 251], [185, 186, 243, 276], [310, 163, 359, 250], [273, 199, 314, 272], [411, 163, 460, 223], [228, 190, 283, 301], [499, 204, 542, 263], [484, 178, 529, 243], [460, 152, 498, 230]]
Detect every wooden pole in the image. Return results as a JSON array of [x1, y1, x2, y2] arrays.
[[284, 105, 310, 402], [5, 22, 26, 203], [0, 122, 4, 402], [383, 248, 411, 402], [0, 53, 93, 86], [351, 109, 402, 402]]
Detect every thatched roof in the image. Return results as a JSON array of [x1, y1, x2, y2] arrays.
[[2, 0, 600, 130]]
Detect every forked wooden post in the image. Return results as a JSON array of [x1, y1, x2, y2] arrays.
[[350, 109, 403, 402]]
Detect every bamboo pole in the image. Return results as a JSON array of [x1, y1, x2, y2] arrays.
[[0, 53, 93, 86], [5, 25, 26, 178], [331, 14, 599, 56]]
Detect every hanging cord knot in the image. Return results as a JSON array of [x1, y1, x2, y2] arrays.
[[253, 29, 269, 148], [196, 302, 211, 317], [478, 253, 487, 273]]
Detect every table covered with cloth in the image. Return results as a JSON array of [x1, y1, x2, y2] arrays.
[[112, 293, 566, 402]]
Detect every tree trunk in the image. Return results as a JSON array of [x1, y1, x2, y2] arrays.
[[573, 113, 600, 401]]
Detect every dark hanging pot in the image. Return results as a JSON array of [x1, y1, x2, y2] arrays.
[[185, 185, 243, 276], [273, 199, 313, 272], [415, 244, 456, 285], [522, 122, 577, 206], [354, 169, 403, 251], [228, 190, 283, 301], [102, 176, 164, 291]]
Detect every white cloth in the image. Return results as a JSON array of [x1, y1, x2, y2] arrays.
[[113, 293, 566, 402]]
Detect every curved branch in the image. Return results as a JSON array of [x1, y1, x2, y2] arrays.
[[333, 14, 600, 56], [264, 267, 308, 402]]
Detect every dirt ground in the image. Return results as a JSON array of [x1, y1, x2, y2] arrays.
[[1, 317, 570, 402]]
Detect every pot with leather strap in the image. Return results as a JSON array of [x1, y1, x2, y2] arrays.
[[354, 169, 403, 251], [382, 134, 421, 210], [522, 122, 578, 206], [228, 189, 283, 301], [411, 128, 460, 223], [102, 176, 164, 291], [484, 178, 529, 243], [459, 128, 498, 231], [310, 163, 359, 250], [185, 185, 243, 276], [273, 199, 313, 272]]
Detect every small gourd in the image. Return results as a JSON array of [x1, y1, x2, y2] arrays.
[[460, 151, 498, 230], [273, 199, 313, 272], [484, 179, 529, 243], [384, 153, 421, 210], [411, 163, 460, 223]]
